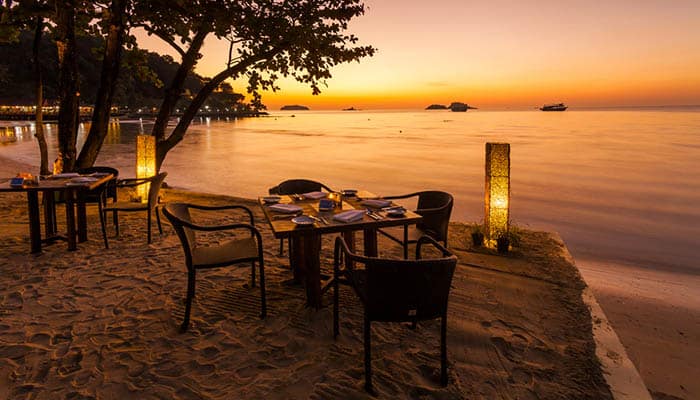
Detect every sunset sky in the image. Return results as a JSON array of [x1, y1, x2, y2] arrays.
[[135, 0, 700, 110]]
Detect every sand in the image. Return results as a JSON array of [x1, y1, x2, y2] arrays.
[[1, 159, 611, 398]]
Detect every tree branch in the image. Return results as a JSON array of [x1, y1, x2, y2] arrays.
[[132, 22, 186, 58]]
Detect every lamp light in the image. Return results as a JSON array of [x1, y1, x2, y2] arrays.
[[484, 142, 510, 245], [136, 134, 156, 203]]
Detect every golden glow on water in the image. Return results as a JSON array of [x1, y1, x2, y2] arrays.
[[3, 109, 700, 272]]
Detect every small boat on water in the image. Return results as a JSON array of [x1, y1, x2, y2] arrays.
[[540, 103, 567, 111]]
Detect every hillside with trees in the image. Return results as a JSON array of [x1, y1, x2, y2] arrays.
[[0, 31, 247, 112]]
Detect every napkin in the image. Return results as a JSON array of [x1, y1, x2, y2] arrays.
[[333, 210, 366, 223], [360, 199, 391, 208], [303, 191, 327, 200], [268, 203, 302, 213]]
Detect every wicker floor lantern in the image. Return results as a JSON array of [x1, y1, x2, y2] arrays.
[[484, 143, 510, 246]]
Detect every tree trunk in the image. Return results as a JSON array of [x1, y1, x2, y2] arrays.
[[55, 1, 79, 172], [76, 0, 127, 169], [151, 29, 209, 142], [32, 15, 49, 175], [155, 47, 281, 171]]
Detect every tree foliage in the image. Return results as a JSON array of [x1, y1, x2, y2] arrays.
[[1, 0, 375, 172], [132, 0, 375, 170]]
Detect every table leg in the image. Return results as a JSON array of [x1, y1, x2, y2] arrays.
[[290, 233, 323, 308], [43, 191, 57, 236], [76, 190, 87, 243], [290, 236, 303, 283], [65, 192, 77, 251], [27, 191, 41, 253], [363, 228, 378, 257]]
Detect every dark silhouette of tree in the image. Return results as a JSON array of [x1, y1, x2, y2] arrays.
[[2, 0, 375, 172], [76, 0, 128, 168], [0, 0, 53, 174]]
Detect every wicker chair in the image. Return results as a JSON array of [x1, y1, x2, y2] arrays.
[[102, 172, 167, 246], [268, 179, 334, 256], [332, 235, 458, 392], [162, 202, 266, 332], [377, 191, 453, 258]]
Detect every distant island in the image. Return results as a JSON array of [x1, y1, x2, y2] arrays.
[[449, 102, 478, 112], [280, 105, 310, 111], [342, 107, 359, 111], [425, 102, 478, 111]]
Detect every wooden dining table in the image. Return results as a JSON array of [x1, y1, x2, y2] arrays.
[[0, 174, 114, 253], [259, 191, 422, 308]]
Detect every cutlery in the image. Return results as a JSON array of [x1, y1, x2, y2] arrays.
[[308, 215, 327, 225], [366, 209, 382, 220], [272, 211, 303, 220]]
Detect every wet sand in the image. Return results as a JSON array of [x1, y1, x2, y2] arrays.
[[576, 260, 700, 400], [0, 158, 610, 399]]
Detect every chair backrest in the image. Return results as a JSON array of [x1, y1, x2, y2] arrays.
[[147, 172, 168, 209], [77, 166, 119, 199], [269, 179, 332, 195], [416, 191, 453, 242], [162, 203, 196, 265], [361, 255, 457, 322]]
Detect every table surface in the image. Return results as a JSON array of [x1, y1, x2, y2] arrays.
[[259, 190, 422, 238], [0, 174, 114, 192]]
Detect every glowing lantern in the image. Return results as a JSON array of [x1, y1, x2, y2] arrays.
[[136, 134, 156, 203], [484, 143, 510, 244]]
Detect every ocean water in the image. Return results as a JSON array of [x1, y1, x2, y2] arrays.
[[2, 109, 699, 274]]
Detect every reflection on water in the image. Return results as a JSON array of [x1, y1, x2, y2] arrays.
[[2, 110, 699, 274]]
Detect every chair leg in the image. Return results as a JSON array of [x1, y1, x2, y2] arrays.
[[278, 238, 284, 256], [364, 315, 372, 393], [156, 206, 163, 234], [259, 260, 266, 319], [441, 315, 448, 386], [403, 225, 409, 259], [114, 210, 119, 236], [98, 201, 108, 249], [147, 208, 152, 244], [251, 261, 256, 288], [333, 270, 340, 338], [181, 270, 196, 333]]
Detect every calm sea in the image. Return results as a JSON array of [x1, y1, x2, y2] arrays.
[[2, 109, 699, 274]]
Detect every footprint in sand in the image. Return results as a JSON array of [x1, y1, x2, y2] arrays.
[[5, 291, 23, 308]]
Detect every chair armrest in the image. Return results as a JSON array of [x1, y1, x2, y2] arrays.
[[186, 204, 255, 226], [177, 219, 263, 242], [334, 236, 366, 277], [116, 177, 151, 188], [416, 235, 454, 259], [382, 192, 421, 200], [414, 204, 450, 215]]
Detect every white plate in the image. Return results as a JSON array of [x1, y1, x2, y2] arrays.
[[70, 177, 99, 183], [292, 216, 315, 225], [387, 208, 406, 218]]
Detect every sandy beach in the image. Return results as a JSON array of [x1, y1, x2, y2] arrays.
[[0, 157, 617, 398]]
